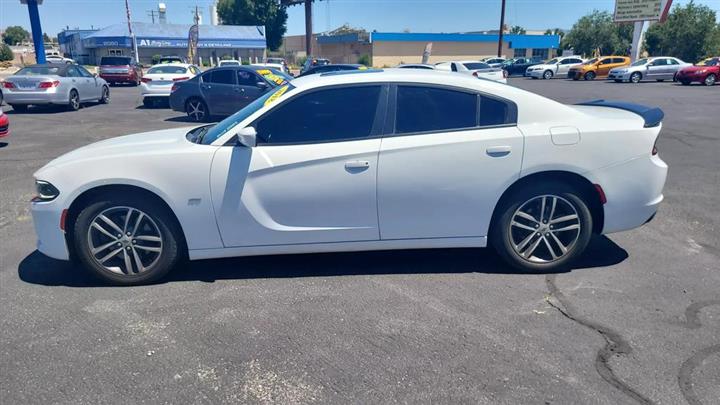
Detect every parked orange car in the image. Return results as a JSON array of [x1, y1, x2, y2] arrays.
[[568, 56, 631, 80]]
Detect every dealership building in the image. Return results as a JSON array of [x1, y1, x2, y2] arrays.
[[280, 31, 560, 67], [58, 22, 266, 65]]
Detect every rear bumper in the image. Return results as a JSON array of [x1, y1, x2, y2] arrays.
[[100, 73, 136, 83], [0, 114, 8, 137], [587, 154, 668, 234], [3, 90, 68, 105], [141, 84, 172, 97]]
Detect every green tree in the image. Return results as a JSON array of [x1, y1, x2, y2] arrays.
[[216, 0, 288, 51], [510, 26, 526, 35], [644, 1, 718, 62], [357, 54, 370, 66], [3, 26, 30, 45], [0, 43, 14, 61], [563, 10, 632, 56], [705, 25, 720, 57], [42, 32, 50, 43]]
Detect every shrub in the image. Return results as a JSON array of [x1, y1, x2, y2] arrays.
[[151, 54, 162, 65], [357, 54, 371, 66], [0, 43, 14, 62]]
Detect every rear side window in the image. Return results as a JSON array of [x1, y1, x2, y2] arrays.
[[612, 58, 627, 64], [396, 86, 477, 134], [255, 86, 382, 144], [479, 96, 511, 126], [204, 69, 235, 85]]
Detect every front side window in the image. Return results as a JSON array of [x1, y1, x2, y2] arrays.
[[237, 70, 259, 86], [396, 86, 477, 134], [255, 86, 382, 145], [204, 69, 235, 85], [77, 66, 94, 77]]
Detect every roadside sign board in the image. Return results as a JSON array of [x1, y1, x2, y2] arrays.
[[614, 0, 663, 22]]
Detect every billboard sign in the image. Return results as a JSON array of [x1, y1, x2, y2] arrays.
[[614, 0, 664, 22]]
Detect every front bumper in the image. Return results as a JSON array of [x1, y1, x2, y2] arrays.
[[3, 89, 69, 105], [31, 199, 70, 260], [587, 153, 668, 234], [527, 70, 545, 78], [676, 71, 706, 82], [608, 71, 631, 81]]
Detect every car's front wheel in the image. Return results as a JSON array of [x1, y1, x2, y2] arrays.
[[584, 71, 596, 81], [630, 72, 642, 83], [492, 182, 593, 272], [73, 196, 183, 285], [704, 74, 716, 86], [543, 70, 553, 80]]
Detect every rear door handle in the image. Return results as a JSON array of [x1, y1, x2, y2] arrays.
[[486, 146, 512, 156], [345, 160, 370, 169]]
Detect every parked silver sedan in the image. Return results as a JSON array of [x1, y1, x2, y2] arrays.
[[608, 56, 690, 83], [2, 64, 109, 112]]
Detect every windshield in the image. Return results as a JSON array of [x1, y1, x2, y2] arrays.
[[15, 66, 63, 76], [699, 58, 718, 66], [148, 65, 188, 74], [100, 57, 132, 65], [630, 58, 648, 67], [463, 62, 491, 70], [546, 58, 558, 64], [256, 68, 291, 86], [582, 58, 598, 65], [198, 83, 295, 145]]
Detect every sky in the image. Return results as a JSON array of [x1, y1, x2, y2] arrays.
[[1, 0, 719, 37]]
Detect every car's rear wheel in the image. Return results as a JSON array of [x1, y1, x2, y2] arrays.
[[630, 72, 642, 83], [704, 74, 716, 86], [584, 71, 596, 81], [492, 182, 593, 272], [10, 104, 28, 112], [67, 90, 80, 111], [73, 196, 182, 285], [543, 70, 553, 80], [99, 86, 110, 104], [186, 98, 209, 122]]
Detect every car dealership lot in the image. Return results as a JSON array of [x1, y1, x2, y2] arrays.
[[1, 79, 718, 404]]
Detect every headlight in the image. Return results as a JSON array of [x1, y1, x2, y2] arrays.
[[33, 180, 60, 202]]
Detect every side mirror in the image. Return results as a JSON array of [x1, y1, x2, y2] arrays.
[[93, 73, 98, 77], [235, 127, 257, 148], [256, 81, 269, 90]]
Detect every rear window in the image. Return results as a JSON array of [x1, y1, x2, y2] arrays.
[[396, 86, 477, 134], [463, 62, 491, 70], [15, 66, 63, 76], [100, 57, 132, 65], [147, 66, 188, 74]]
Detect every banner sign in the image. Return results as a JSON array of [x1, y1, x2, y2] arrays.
[[614, 0, 663, 22], [188, 24, 199, 65]]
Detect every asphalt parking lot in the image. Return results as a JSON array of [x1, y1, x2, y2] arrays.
[[1, 78, 718, 404]]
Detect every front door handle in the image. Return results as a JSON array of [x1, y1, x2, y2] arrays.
[[486, 146, 512, 157], [345, 160, 370, 169]]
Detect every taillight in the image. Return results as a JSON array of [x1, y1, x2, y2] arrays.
[[172, 76, 190, 81], [38, 80, 60, 89], [171, 83, 179, 92], [2, 81, 15, 89], [141, 77, 152, 83], [594, 184, 607, 205]]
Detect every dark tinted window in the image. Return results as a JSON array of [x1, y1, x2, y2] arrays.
[[204, 69, 235, 85], [237, 70, 259, 86], [100, 57, 132, 65], [612, 58, 627, 64], [463, 62, 491, 70], [255, 86, 382, 144], [480, 96, 511, 126], [396, 86, 477, 134]]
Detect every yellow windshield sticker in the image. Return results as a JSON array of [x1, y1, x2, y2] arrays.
[[264, 85, 289, 106], [358, 66, 368, 70], [257, 69, 271, 75]]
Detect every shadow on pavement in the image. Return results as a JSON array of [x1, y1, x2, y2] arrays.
[[18, 235, 627, 287]]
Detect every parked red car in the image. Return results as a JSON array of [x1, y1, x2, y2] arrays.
[[676, 57, 718, 86], [98, 56, 143, 86], [0, 110, 9, 138]]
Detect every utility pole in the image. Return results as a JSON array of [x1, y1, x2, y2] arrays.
[[147, 9, 157, 24], [497, 0, 506, 57], [125, 0, 139, 63], [281, 1, 317, 57]]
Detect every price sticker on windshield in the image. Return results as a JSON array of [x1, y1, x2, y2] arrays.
[[264, 85, 290, 106]]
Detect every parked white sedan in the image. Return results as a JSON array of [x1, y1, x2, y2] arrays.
[[435, 61, 507, 83], [526, 56, 585, 79], [31, 69, 667, 285], [140, 63, 201, 107]]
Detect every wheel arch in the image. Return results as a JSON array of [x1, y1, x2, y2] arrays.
[[64, 184, 188, 261], [489, 170, 605, 237]]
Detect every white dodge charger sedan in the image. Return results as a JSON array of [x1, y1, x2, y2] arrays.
[[31, 69, 668, 285]]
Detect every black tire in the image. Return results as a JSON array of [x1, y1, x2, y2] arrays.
[[67, 90, 80, 111], [614, 79, 623, 83], [704, 74, 716, 86], [186, 98, 209, 122], [656, 79, 665, 82], [630, 72, 642, 83], [543, 70, 553, 80], [72, 195, 183, 285], [10, 104, 28, 112], [142, 97, 154, 108], [584, 71, 596, 81], [491, 182, 593, 272], [99, 86, 110, 104], [680, 80, 691, 86]]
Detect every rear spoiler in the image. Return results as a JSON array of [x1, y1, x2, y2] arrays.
[[575, 99, 664, 128]]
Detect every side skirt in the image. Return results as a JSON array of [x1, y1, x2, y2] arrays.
[[189, 237, 488, 261]]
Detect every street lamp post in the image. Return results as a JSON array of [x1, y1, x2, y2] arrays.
[[20, 0, 46, 64]]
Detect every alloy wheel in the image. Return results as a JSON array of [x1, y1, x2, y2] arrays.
[[187, 100, 206, 121], [70, 91, 80, 110], [508, 195, 581, 263], [87, 206, 163, 275], [543, 70, 553, 80], [631, 72, 642, 83], [705, 74, 716, 86]]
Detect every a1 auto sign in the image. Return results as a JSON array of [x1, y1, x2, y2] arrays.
[[614, 0, 672, 23]]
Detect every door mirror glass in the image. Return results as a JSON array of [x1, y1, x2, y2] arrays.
[[256, 81, 269, 90], [235, 127, 257, 148]]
